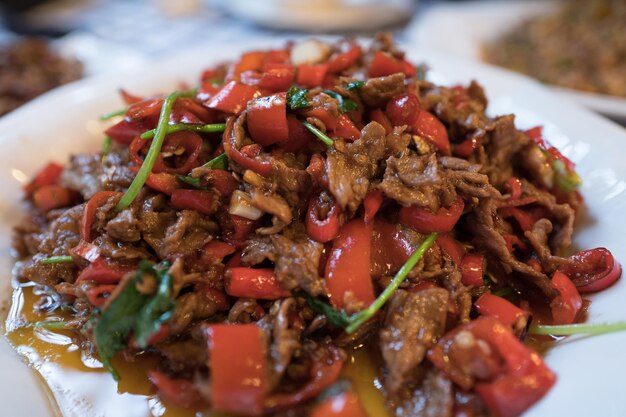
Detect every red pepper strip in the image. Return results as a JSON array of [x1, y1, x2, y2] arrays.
[[205, 324, 267, 415], [232, 51, 267, 76], [503, 177, 523, 200], [454, 135, 482, 158], [81, 191, 123, 241], [363, 189, 383, 224], [33, 185, 74, 212], [498, 206, 536, 232], [265, 346, 344, 412], [525, 126, 576, 171], [412, 110, 451, 155], [303, 106, 339, 130], [475, 293, 529, 329], [550, 271, 582, 325], [327, 41, 362, 73], [246, 93, 289, 146], [306, 153, 326, 187], [225, 267, 290, 300], [297, 63, 329, 88], [428, 317, 556, 417], [206, 81, 261, 115], [399, 196, 464, 234], [105, 119, 146, 144], [386, 93, 420, 127], [282, 115, 315, 153], [558, 247, 622, 293], [70, 240, 101, 262], [200, 285, 231, 311], [460, 253, 484, 286], [436, 234, 465, 266], [310, 388, 368, 417], [369, 109, 392, 135], [223, 117, 273, 177], [130, 131, 203, 175], [25, 162, 63, 194], [333, 114, 361, 141], [370, 220, 417, 278], [325, 218, 375, 309], [503, 234, 528, 253], [86, 284, 117, 307], [369, 51, 406, 77], [202, 240, 236, 264], [148, 370, 204, 409], [129, 166, 180, 196], [217, 210, 261, 248], [258, 65, 295, 91], [306, 193, 341, 243], [119, 89, 143, 105], [171, 189, 217, 215], [76, 258, 134, 284]]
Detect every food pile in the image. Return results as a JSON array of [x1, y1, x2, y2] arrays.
[[13, 34, 621, 417]]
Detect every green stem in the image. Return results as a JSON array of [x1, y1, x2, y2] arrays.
[[30, 320, 68, 330], [529, 321, 626, 336], [116, 91, 192, 211], [140, 123, 226, 140], [39, 255, 73, 265], [102, 136, 112, 155], [303, 121, 334, 146], [345, 232, 438, 334], [99, 108, 127, 121]]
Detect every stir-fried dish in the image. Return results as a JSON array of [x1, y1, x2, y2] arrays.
[[10, 34, 622, 417], [483, 0, 626, 98]]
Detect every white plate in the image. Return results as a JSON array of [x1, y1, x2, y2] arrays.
[[1, 40, 626, 417], [407, 0, 626, 119]]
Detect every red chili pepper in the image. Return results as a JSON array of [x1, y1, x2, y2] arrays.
[[525, 126, 576, 171], [306, 192, 341, 243], [142, 170, 180, 195], [385, 93, 420, 127], [170, 189, 216, 215], [206, 169, 238, 202], [76, 258, 133, 284], [550, 271, 582, 325], [332, 114, 360, 141], [327, 41, 362, 73], [363, 189, 383, 224], [86, 284, 117, 307], [148, 370, 204, 409], [310, 388, 367, 417], [33, 185, 74, 212], [498, 206, 536, 232], [428, 317, 555, 417], [70, 240, 101, 262], [205, 323, 268, 415], [369, 51, 407, 77], [412, 110, 451, 155], [105, 119, 146, 145], [370, 220, 418, 278], [297, 63, 329, 87], [119, 89, 143, 105], [558, 248, 622, 293], [202, 240, 236, 264], [265, 346, 344, 412], [454, 135, 482, 158], [325, 218, 375, 309], [258, 64, 295, 91], [217, 210, 261, 248], [503, 234, 528, 253], [303, 107, 339, 130], [460, 254, 484, 287], [131, 131, 203, 175], [281, 115, 315, 153], [436, 234, 465, 266], [399, 196, 464, 234], [503, 177, 523, 200], [246, 93, 289, 146], [81, 191, 123, 241], [475, 293, 529, 329], [225, 267, 290, 300], [206, 81, 261, 115], [232, 51, 267, 76], [223, 117, 273, 177], [369, 108, 393, 135], [25, 162, 63, 195]]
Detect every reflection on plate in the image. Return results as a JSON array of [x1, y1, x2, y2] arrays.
[[407, 0, 626, 120], [1, 41, 626, 417]]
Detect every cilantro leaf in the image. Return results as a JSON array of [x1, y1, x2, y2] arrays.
[[323, 90, 358, 113], [346, 80, 364, 91], [287, 86, 310, 110]]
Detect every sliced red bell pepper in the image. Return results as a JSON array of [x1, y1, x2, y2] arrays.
[[223, 117, 273, 177], [202, 240, 236, 264], [230, 51, 267, 78], [558, 247, 622, 293], [86, 284, 117, 307], [265, 346, 344, 412], [306, 192, 341, 243], [258, 64, 295, 91], [25, 162, 63, 195], [225, 267, 289, 300], [148, 370, 204, 409], [369, 51, 406, 77], [281, 115, 315, 152], [550, 271, 582, 325], [206, 81, 261, 115], [475, 293, 529, 329], [332, 114, 360, 141], [33, 185, 74, 212], [327, 41, 362, 73], [399, 196, 464, 234], [436, 234, 465, 266], [454, 135, 482, 158], [413, 110, 451, 155], [76, 257, 134, 284], [170, 189, 217, 215], [385, 93, 420, 127], [369, 108, 392, 135], [310, 387, 367, 417], [205, 323, 268, 415], [498, 206, 537, 232], [297, 63, 329, 88], [460, 253, 484, 287], [363, 189, 383, 224], [325, 218, 375, 309], [246, 93, 289, 146], [81, 191, 123, 241]]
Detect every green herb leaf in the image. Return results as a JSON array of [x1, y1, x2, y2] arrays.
[[92, 260, 174, 380], [301, 293, 350, 328], [553, 159, 582, 193], [287, 86, 310, 110], [176, 175, 205, 189], [323, 90, 358, 113], [39, 255, 74, 265], [303, 121, 334, 146], [529, 321, 626, 336], [346, 80, 364, 91], [202, 152, 229, 170], [140, 123, 226, 140]]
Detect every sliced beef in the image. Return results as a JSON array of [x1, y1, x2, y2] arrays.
[[160, 210, 217, 258], [389, 367, 454, 417], [481, 115, 530, 187], [359, 73, 406, 107]]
